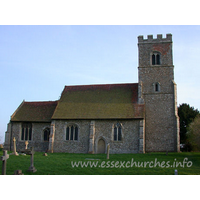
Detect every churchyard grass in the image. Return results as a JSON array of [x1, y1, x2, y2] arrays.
[[0, 151, 200, 175]]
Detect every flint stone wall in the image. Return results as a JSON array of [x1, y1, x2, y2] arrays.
[[7, 122, 51, 152], [5, 120, 141, 154], [138, 34, 179, 152], [53, 119, 140, 154]]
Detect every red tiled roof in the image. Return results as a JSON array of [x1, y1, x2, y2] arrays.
[[52, 83, 144, 119], [11, 83, 145, 121], [11, 101, 58, 122]]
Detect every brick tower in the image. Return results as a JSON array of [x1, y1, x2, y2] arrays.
[[138, 34, 180, 152]]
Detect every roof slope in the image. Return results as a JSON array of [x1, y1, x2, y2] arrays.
[[11, 101, 58, 122], [52, 83, 144, 119]]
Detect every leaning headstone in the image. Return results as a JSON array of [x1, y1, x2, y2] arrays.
[[14, 170, 24, 175], [13, 137, 19, 156], [1, 150, 9, 175], [27, 147, 37, 173], [25, 141, 29, 150], [174, 169, 178, 175], [107, 143, 110, 159]]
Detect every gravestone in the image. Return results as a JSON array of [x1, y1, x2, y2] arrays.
[[107, 143, 110, 159], [1, 150, 9, 175], [43, 153, 48, 156], [27, 147, 37, 173], [14, 170, 24, 175], [25, 141, 29, 150], [174, 169, 178, 175], [13, 137, 19, 156]]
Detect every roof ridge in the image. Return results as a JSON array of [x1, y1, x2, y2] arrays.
[[64, 82, 138, 88], [63, 83, 138, 93]]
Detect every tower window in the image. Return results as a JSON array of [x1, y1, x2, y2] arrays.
[[154, 82, 160, 92], [152, 52, 161, 65], [156, 54, 160, 65], [152, 54, 155, 65]]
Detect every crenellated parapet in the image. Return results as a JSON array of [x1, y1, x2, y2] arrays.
[[138, 34, 172, 44]]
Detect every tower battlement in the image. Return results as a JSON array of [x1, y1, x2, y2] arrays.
[[138, 34, 172, 43]]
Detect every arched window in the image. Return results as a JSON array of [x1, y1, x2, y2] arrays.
[[21, 123, 32, 141], [66, 124, 78, 141], [154, 82, 160, 92], [152, 52, 161, 65], [152, 54, 156, 65], [156, 54, 160, 65], [113, 123, 122, 141], [44, 128, 50, 141]]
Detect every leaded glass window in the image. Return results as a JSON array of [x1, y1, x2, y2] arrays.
[[66, 125, 78, 141], [113, 123, 122, 141], [21, 123, 32, 141]]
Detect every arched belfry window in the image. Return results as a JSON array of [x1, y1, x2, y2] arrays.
[[66, 124, 78, 141], [152, 52, 161, 65], [156, 54, 160, 65], [113, 123, 122, 141]]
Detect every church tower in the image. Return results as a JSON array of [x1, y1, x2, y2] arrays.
[[138, 34, 180, 152]]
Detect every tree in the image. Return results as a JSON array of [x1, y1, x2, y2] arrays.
[[187, 116, 200, 151], [178, 103, 199, 144]]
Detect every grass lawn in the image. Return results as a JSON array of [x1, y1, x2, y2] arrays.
[[0, 149, 200, 175]]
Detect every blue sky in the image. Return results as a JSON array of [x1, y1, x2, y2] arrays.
[[1, 25, 200, 142]]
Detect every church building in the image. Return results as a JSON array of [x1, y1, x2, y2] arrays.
[[4, 34, 180, 153]]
